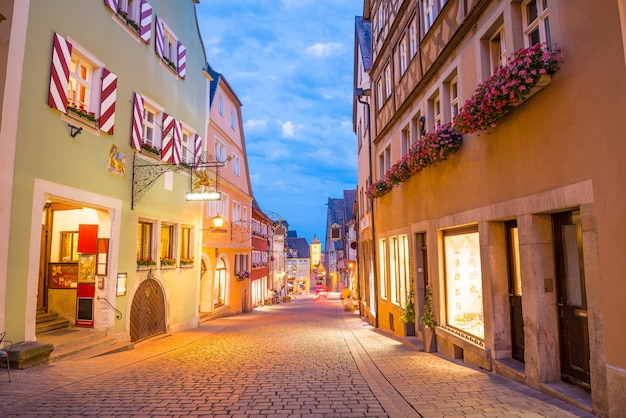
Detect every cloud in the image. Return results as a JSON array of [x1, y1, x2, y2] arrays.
[[281, 121, 295, 137], [306, 42, 344, 57], [244, 119, 267, 130]]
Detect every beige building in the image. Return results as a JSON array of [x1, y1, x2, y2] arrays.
[[354, 0, 626, 416]]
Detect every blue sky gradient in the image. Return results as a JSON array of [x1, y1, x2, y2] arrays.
[[196, 1, 359, 243]]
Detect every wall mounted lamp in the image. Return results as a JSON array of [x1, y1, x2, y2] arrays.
[[354, 88, 371, 97], [68, 123, 83, 138]]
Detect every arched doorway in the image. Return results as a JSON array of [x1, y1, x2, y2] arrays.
[[130, 278, 166, 342]]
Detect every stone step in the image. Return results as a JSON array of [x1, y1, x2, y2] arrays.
[[48, 333, 133, 363], [35, 312, 59, 324], [35, 318, 70, 334]]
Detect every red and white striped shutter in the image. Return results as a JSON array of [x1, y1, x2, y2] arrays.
[[139, 0, 152, 44], [173, 120, 182, 165], [154, 16, 164, 58], [99, 68, 117, 134], [103, 0, 118, 12], [161, 113, 175, 162], [131, 93, 144, 151], [194, 134, 202, 165], [48, 33, 72, 113], [177, 42, 186, 79]]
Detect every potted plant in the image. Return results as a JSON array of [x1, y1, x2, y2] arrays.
[[420, 284, 437, 352], [401, 290, 416, 336]]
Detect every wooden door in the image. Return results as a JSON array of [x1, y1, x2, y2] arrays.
[[506, 221, 524, 362], [130, 279, 166, 342]]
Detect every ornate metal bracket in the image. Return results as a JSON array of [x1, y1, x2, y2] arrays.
[[131, 152, 227, 210]]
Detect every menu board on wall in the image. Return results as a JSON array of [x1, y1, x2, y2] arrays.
[[444, 231, 484, 339], [49, 263, 78, 289]]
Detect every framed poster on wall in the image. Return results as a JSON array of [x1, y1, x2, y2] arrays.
[[78, 254, 96, 283], [49, 263, 78, 289], [96, 238, 109, 276]]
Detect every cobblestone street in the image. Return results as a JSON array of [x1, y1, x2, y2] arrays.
[[0, 295, 596, 417]]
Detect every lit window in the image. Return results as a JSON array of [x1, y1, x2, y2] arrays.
[[160, 223, 175, 262], [390, 237, 399, 305], [214, 258, 227, 307], [137, 220, 154, 261], [379, 238, 387, 300], [68, 54, 93, 113], [60, 231, 79, 262], [444, 228, 484, 340], [180, 226, 192, 261], [522, 0, 550, 47]]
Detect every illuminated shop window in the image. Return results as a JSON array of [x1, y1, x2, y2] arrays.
[[444, 228, 484, 339]]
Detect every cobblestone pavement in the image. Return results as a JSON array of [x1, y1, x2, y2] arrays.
[[0, 294, 596, 417]]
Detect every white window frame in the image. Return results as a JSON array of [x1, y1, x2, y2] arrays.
[[232, 201, 242, 225], [379, 238, 387, 300], [159, 222, 177, 262], [384, 64, 392, 98], [231, 153, 241, 176], [409, 17, 418, 58], [450, 76, 459, 120], [399, 35, 408, 74], [390, 236, 400, 305], [423, 0, 435, 33], [66, 40, 103, 117], [117, 0, 141, 25], [401, 125, 410, 157], [142, 99, 163, 150], [230, 109, 236, 130], [214, 138, 226, 162], [207, 193, 229, 221], [522, 0, 550, 47], [161, 23, 178, 68], [137, 219, 155, 262], [376, 78, 384, 109], [433, 94, 442, 128], [218, 94, 224, 117], [489, 26, 507, 74]]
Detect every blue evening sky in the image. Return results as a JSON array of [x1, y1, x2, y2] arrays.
[[196, 1, 359, 244]]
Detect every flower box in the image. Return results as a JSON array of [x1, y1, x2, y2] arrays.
[[67, 106, 99, 129], [511, 74, 551, 107]]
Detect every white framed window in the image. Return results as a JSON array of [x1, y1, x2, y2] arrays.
[[522, 0, 550, 47], [399, 234, 409, 307], [423, 0, 435, 33], [390, 236, 400, 305], [68, 53, 95, 113], [409, 17, 418, 57], [411, 112, 424, 144], [431, 93, 442, 129], [489, 26, 507, 74], [401, 125, 410, 157], [181, 129, 193, 164], [377, 6, 384, 33], [207, 193, 229, 221], [214, 139, 226, 162], [450, 77, 459, 120], [162, 26, 178, 67], [218, 94, 224, 116], [230, 109, 236, 130], [142, 103, 159, 148], [232, 153, 241, 176], [232, 201, 242, 225], [117, 0, 140, 25], [384, 64, 392, 98], [399, 35, 408, 74], [235, 253, 249, 274], [376, 78, 384, 109]]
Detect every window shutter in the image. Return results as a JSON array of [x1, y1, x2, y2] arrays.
[[131, 93, 144, 151], [154, 16, 164, 58], [139, 0, 152, 44], [177, 41, 186, 79], [99, 68, 117, 134], [48, 33, 72, 113], [194, 134, 202, 165], [173, 120, 182, 165], [103, 0, 118, 12], [161, 113, 175, 162]]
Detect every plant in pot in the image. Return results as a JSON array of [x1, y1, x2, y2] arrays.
[[401, 290, 416, 336], [419, 284, 437, 353]]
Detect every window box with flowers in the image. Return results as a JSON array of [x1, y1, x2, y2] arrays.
[[235, 271, 250, 281], [141, 143, 161, 158], [160, 257, 176, 269], [366, 43, 562, 200], [67, 106, 99, 130], [137, 258, 157, 270], [180, 258, 194, 268]]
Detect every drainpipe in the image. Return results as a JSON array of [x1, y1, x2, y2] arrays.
[[355, 88, 378, 328]]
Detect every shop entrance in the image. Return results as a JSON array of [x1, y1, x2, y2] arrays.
[[552, 210, 591, 392], [130, 278, 166, 342]]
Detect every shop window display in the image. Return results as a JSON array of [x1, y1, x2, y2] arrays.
[[444, 230, 484, 339]]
